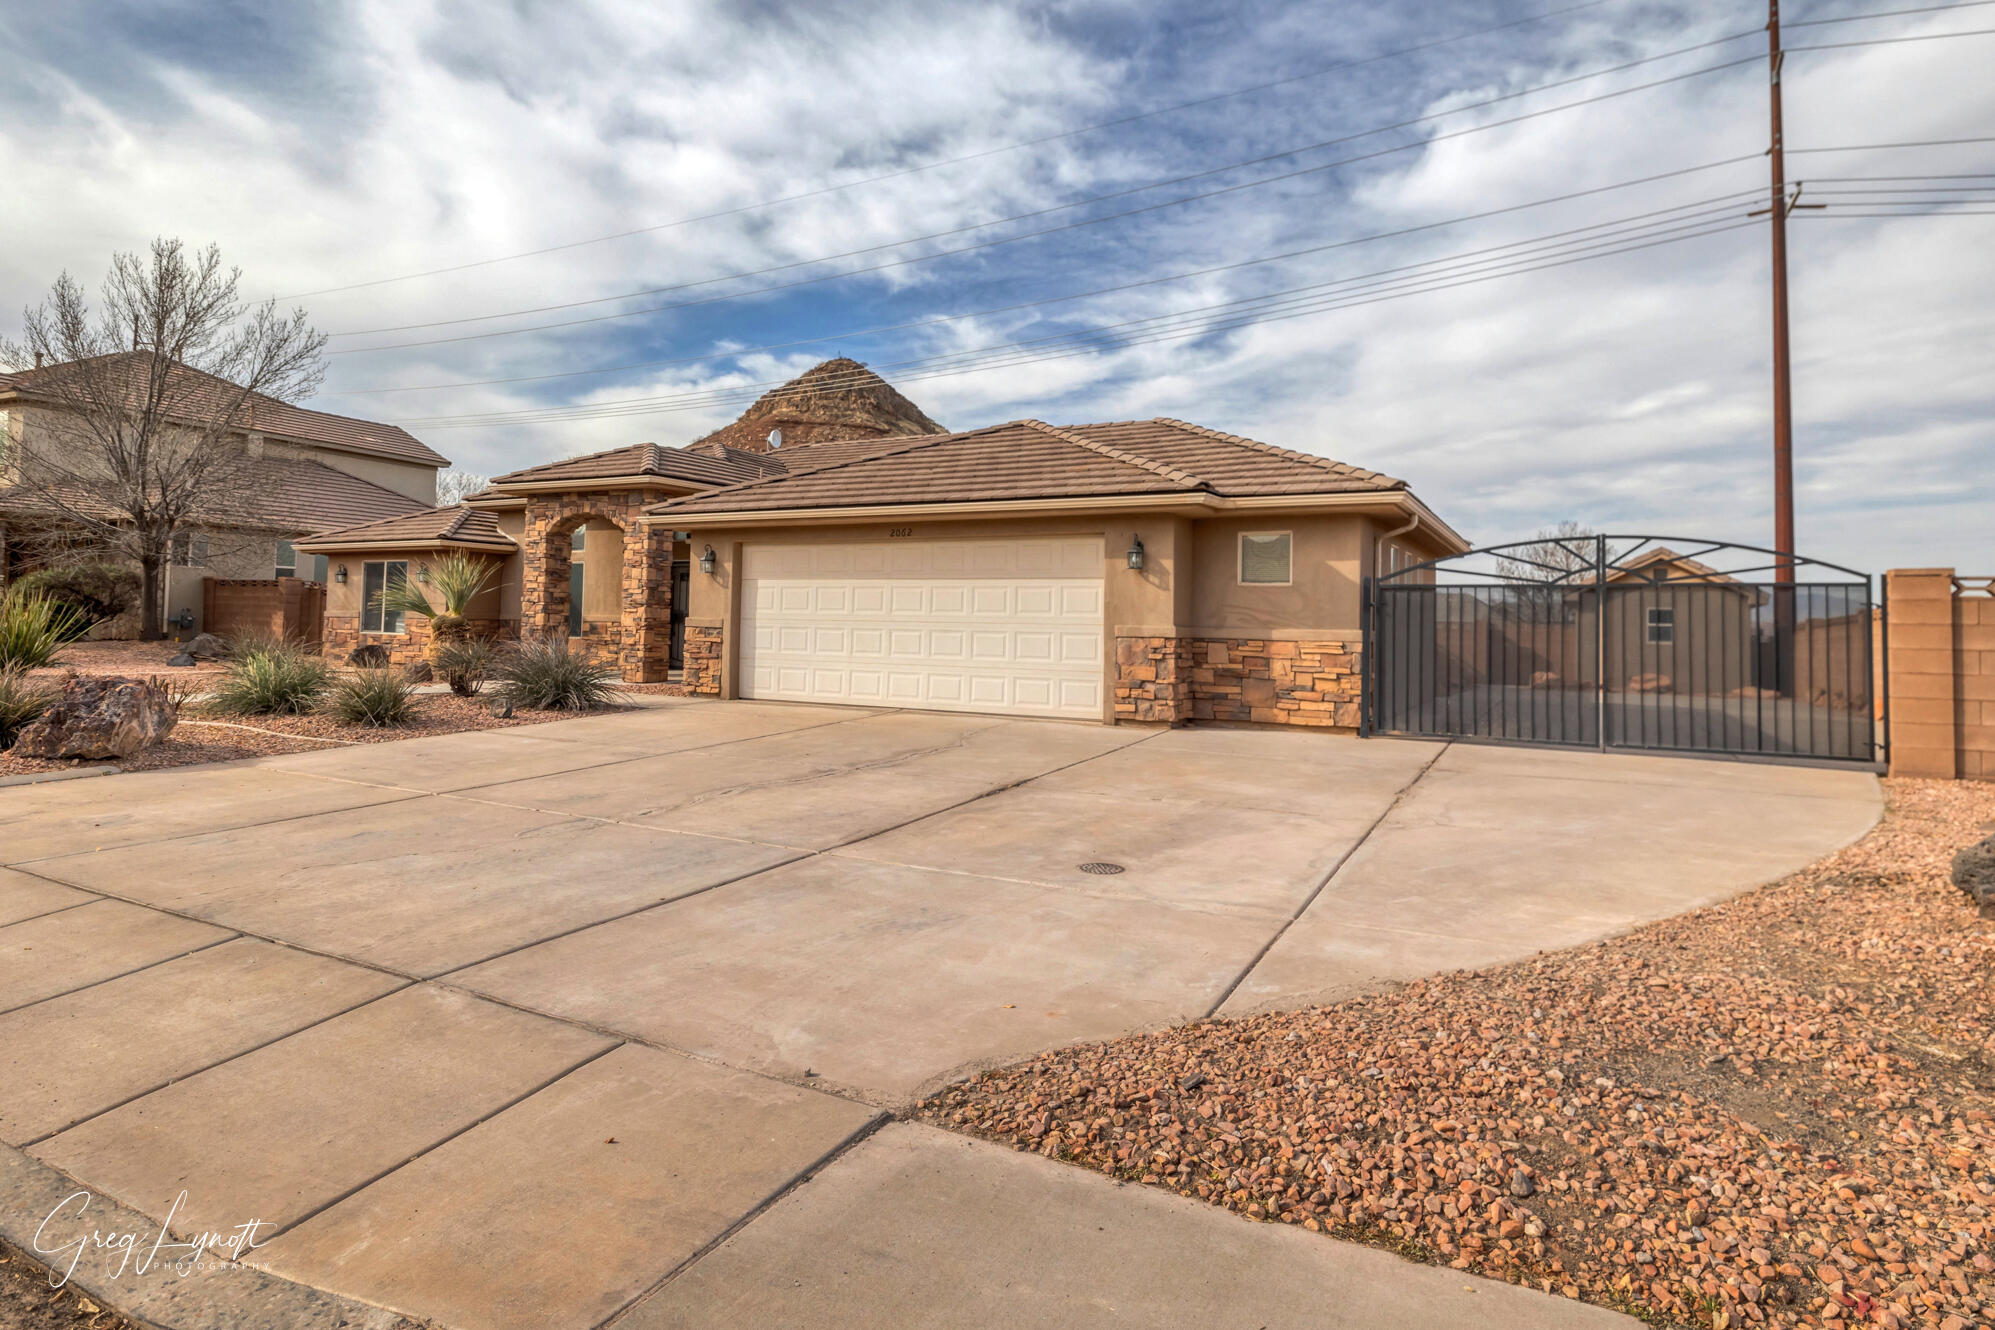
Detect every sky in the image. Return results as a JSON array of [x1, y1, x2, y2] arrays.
[[1, 0, 1989, 573]]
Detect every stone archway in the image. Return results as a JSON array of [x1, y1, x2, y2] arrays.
[[519, 492, 672, 682]]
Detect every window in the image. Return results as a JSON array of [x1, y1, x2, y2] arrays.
[[1646, 606, 1675, 644], [360, 560, 408, 634], [275, 539, 297, 579], [170, 532, 209, 567], [1239, 531, 1292, 585], [311, 554, 330, 583]]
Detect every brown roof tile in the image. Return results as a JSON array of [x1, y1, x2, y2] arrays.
[[297, 504, 516, 551], [648, 418, 1405, 517], [0, 352, 448, 468], [0, 456, 429, 535], [492, 440, 769, 488]]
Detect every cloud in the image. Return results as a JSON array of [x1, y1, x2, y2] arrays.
[[1, 0, 1988, 571]]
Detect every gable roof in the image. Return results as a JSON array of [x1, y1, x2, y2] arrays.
[[491, 440, 773, 489], [647, 418, 1406, 517], [0, 351, 448, 468], [0, 455, 429, 535], [297, 504, 517, 552], [689, 357, 943, 454]]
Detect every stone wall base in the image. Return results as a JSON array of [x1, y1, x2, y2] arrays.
[[685, 624, 724, 695]]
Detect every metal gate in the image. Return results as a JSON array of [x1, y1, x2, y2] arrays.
[[1363, 535, 1879, 764]]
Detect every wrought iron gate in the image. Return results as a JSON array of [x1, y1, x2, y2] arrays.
[[1363, 536, 1879, 763]]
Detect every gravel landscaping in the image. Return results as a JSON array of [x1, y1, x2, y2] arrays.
[[0, 694, 622, 776], [0, 1238, 139, 1330], [923, 777, 1995, 1330], [23, 640, 228, 687]]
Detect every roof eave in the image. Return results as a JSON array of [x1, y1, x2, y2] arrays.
[[489, 475, 713, 496], [294, 535, 518, 555], [640, 492, 1220, 525]]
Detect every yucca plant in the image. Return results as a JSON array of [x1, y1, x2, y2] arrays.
[[0, 666, 54, 748], [0, 588, 88, 671], [434, 636, 495, 697], [211, 640, 329, 715], [493, 638, 622, 712], [374, 552, 496, 663], [324, 668, 416, 727]]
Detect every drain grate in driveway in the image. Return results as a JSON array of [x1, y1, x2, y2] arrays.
[[1078, 862, 1126, 876]]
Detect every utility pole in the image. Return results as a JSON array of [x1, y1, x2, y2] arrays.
[[1768, 0, 1795, 579]]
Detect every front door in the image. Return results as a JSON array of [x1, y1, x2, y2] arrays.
[[669, 560, 690, 669]]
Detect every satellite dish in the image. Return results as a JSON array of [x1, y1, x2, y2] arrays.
[[767, 428, 782, 450]]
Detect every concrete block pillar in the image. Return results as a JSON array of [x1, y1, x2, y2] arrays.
[[1885, 568, 1957, 779]]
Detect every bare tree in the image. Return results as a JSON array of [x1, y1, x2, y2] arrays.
[[1495, 520, 1621, 586], [436, 468, 490, 505], [0, 240, 326, 638]]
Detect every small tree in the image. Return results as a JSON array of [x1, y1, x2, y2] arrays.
[[1494, 521, 1616, 587], [0, 240, 326, 638], [374, 551, 496, 662], [436, 469, 490, 505]]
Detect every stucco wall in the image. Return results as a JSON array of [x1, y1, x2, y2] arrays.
[[677, 509, 1424, 728], [263, 438, 438, 505]]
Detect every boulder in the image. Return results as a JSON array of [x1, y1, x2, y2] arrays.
[[402, 660, 434, 683], [167, 652, 198, 667], [10, 675, 176, 759], [348, 644, 391, 668], [183, 632, 230, 661], [1952, 834, 1995, 920], [1628, 673, 1674, 694]]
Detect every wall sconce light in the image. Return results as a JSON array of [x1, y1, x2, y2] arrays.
[[334, 564, 348, 584], [416, 566, 431, 584], [699, 544, 717, 576], [1126, 535, 1145, 571]]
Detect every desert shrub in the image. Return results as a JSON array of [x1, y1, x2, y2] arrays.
[[211, 640, 329, 715], [0, 589, 87, 671], [225, 628, 304, 660], [10, 563, 139, 636], [324, 668, 415, 727], [434, 637, 495, 697], [0, 667, 54, 748], [494, 638, 621, 712]]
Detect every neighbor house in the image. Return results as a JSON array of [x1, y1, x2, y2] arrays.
[[0, 351, 446, 634], [300, 360, 1465, 729]]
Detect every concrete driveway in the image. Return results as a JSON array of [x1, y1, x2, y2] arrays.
[[0, 700, 1880, 1330]]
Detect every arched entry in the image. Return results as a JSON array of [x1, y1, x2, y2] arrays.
[[1364, 535, 1878, 764], [520, 496, 673, 682]]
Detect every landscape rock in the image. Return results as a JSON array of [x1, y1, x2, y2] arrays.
[[10, 675, 176, 759], [488, 696, 514, 719], [402, 660, 433, 683], [1951, 832, 1995, 918], [182, 632, 229, 660], [348, 644, 391, 668], [166, 652, 197, 667]]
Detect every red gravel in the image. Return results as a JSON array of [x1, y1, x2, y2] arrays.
[[23, 639, 227, 686], [922, 778, 1995, 1330]]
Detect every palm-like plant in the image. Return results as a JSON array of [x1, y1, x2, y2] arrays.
[[0, 588, 88, 672], [373, 552, 496, 662]]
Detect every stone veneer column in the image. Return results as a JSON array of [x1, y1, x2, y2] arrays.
[[620, 522, 674, 683]]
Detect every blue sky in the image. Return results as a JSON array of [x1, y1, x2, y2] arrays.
[[1, 0, 1989, 571]]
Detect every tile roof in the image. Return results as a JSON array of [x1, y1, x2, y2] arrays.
[[648, 418, 1406, 517], [297, 504, 517, 551], [0, 456, 429, 535], [491, 441, 772, 488], [0, 352, 448, 468]]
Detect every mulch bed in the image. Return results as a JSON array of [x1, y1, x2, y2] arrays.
[[921, 778, 1995, 1330], [0, 1238, 140, 1330], [0, 693, 622, 776]]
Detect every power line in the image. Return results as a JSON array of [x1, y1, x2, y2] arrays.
[[1786, 0, 1995, 24], [328, 50, 1771, 353], [391, 211, 1767, 429], [1788, 135, 1995, 150], [402, 220, 1762, 431], [321, 158, 1765, 397], [273, 0, 1621, 301], [1786, 23, 1995, 49]]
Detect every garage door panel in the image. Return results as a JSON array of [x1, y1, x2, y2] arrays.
[[742, 538, 1104, 720]]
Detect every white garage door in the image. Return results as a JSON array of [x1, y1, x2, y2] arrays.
[[740, 537, 1105, 719]]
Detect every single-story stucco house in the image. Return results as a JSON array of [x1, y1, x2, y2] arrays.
[[299, 360, 1466, 729]]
